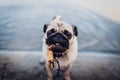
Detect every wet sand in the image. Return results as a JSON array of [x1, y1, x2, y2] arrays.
[[0, 51, 120, 80]]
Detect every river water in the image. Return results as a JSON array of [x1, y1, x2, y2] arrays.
[[0, 0, 120, 53]]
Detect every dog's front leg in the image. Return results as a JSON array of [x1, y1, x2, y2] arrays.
[[46, 65, 53, 80], [64, 64, 72, 80]]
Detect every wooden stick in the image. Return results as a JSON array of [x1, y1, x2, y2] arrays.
[[47, 45, 54, 69]]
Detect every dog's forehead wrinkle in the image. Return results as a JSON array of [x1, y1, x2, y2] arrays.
[[49, 21, 73, 34], [57, 23, 63, 27], [48, 24, 57, 29]]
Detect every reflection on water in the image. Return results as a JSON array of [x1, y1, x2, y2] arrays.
[[0, 0, 120, 52]]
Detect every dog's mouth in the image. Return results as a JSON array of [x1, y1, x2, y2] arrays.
[[51, 42, 67, 52], [50, 43, 67, 57], [46, 33, 69, 57]]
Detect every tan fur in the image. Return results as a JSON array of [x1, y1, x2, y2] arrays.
[[41, 16, 78, 80]]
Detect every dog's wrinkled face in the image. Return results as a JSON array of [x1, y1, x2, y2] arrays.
[[43, 21, 78, 57]]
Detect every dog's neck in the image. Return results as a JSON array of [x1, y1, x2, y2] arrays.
[[53, 52, 67, 58]]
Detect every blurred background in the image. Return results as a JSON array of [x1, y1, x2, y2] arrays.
[[0, 0, 120, 80], [0, 0, 120, 53]]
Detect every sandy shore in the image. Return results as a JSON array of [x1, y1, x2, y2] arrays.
[[0, 51, 120, 80]]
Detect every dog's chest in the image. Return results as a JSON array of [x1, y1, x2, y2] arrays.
[[54, 62, 68, 71], [57, 56, 70, 67]]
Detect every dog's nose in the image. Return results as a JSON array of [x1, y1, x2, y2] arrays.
[[55, 33, 63, 41]]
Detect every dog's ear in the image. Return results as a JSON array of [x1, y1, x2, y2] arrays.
[[43, 24, 49, 33], [72, 25, 78, 36]]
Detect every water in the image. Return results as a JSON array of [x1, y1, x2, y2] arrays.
[[0, 0, 120, 53]]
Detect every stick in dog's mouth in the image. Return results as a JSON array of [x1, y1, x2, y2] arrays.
[[47, 44, 54, 69]]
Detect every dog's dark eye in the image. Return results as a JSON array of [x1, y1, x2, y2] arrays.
[[63, 30, 72, 39], [47, 29, 56, 37]]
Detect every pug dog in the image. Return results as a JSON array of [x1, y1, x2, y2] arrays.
[[41, 15, 78, 80]]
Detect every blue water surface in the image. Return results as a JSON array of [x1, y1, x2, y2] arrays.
[[0, 1, 120, 53]]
